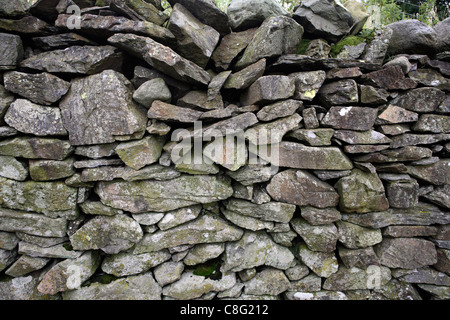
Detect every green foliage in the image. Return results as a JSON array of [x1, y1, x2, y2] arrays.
[[296, 38, 312, 55], [330, 35, 366, 57], [192, 260, 222, 280]]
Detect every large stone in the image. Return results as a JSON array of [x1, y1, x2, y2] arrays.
[[362, 65, 417, 90], [386, 19, 438, 55], [396, 268, 450, 287], [435, 17, 450, 52], [338, 246, 380, 269], [376, 238, 437, 269], [227, 0, 289, 30], [0, 208, 67, 238], [336, 221, 382, 249], [244, 267, 290, 296], [184, 243, 225, 266], [241, 75, 295, 106], [293, 0, 355, 43], [318, 79, 358, 106], [108, 33, 211, 86], [423, 184, 450, 209], [0, 16, 56, 36], [29, 158, 75, 182], [4, 99, 67, 137], [321, 106, 378, 131], [377, 105, 419, 124], [235, 15, 304, 70], [0, 137, 73, 160], [300, 206, 341, 225], [133, 214, 244, 253], [386, 178, 419, 209], [221, 230, 295, 272], [333, 130, 391, 145], [224, 198, 296, 223], [37, 251, 100, 295], [80, 164, 180, 182], [115, 136, 165, 170], [59, 70, 147, 146], [390, 87, 445, 113], [267, 169, 339, 208], [291, 218, 338, 253], [226, 164, 277, 186], [5, 255, 49, 278], [0, 0, 30, 17], [245, 114, 302, 145], [178, 90, 223, 110], [289, 70, 326, 101], [0, 33, 23, 70], [257, 99, 303, 122], [408, 69, 450, 91], [361, 27, 393, 64], [413, 114, 450, 133], [55, 14, 175, 46], [4, 72, 70, 106], [62, 272, 162, 300], [407, 159, 450, 186], [167, 3, 220, 68], [148, 101, 203, 123], [287, 128, 335, 146], [298, 244, 338, 278], [110, 0, 168, 26], [32, 33, 97, 50], [0, 156, 28, 181], [70, 215, 143, 254], [224, 59, 266, 90], [97, 174, 233, 213], [0, 178, 77, 217], [359, 85, 389, 105], [336, 169, 389, 213], [323, 266, 391, 290]]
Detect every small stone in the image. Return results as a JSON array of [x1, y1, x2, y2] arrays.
[[148, 101, 203, 123], [394, 267, 450, 286], [323, 266, 391, 291], [257, 99, 302, 122], [0, 33, 23, 70], [408, 69, 450, 91], [334, 130, 391, 145], [300, 206, 341, 225], [132, 78, 172, 107], [361, 27, 393, 64], [184, 243, 225, 266], [321, 106, 378, 131], [0, 156, 27, 181], [359, 85, 389, 105], [383, 226, 438, 238], [241, 75, 295, 106], [227, 0, 289, 30], [208, 71, 232, 100], [29, 158, 75, 181], [0, 137, 73, 160], [318, 79, 359, 106], [154, 261, 184, 286], [244, 267, 290, 296], [289, 70, 326, 101], [226, 164, 277, 186], [291, 218, 338, 253], [288, 128, 334, 146], [79, 201, 123, 216], [224, 59, 266, 90], [362, 65, 417, 90], [288, 274, 322, 292], [115, 136, 165, 170], [413, 114, 450, 133], [158, 205, 202, 231], [423, 184, 450, 209], [338, 246, 380, 269], [178, 90, 224, 110], [81, 164, 180, 182], [302, 107, 319, 129], [386, 179, 419, 209], [298, 244, 338, 278], [336, 221, 382, 249]]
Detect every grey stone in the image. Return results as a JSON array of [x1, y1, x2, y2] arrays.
[[336, 221, 382, 249], [302, 107, 320, 129], [244, 267, 290, 296], [267, 169, 339, 208], [168, 3, 220, 68], [338, 246, 380, 269], [5, 99, 67, 137], [227, 164, 277, 186], [5, 255, 50, 278], [79, 201, 123, 216], [227, 0, 289, 30], [257, 99, 302, 122], [70, 215, 144, 254], [285, 264, 310, 281], [109, 0, 168, 26], [158, 205, 202, 231], [4, 72, 70, 106], [323, 266, 391, 291], [184, 243, 225, 266], [387, 19, 438, 55], [29, 158, 75, 182], [0, 231, 18, 250], [115, 136, 165, 170], [81, 164, 180, 182], [383, 226, 438, 238], [132, 78, 171, 107], [134, 214, 243, 253], [333, 130, 391, 145], [407, 159, 450, 185], [208, 71, 232, 99], [108, 33, 210, 86], [148, 101, 203, 123], [362, 65, 417, 90], [386, 179, 419, 209], [0, 156, 27, 181], [245, 114, 302, 145], [178, 90, 224, 111], [394, 267, 450, 286], [423, 184, 450, 209], [74, 143, 118, 159], [289, 70, 327, 101], [154, 261, 184, 286], [304, 39, 331, 59], [0, 137, 73, 160], [235, 15, 304, 70], [300, 206, 341, 225], [224, 198, 296, 223], [0, 33, 23, 69], [318, 79, 359, 106], [241, 75, 295, 106], [361, 27, 393, 64], [321, 106, 378, 131], [435, 17, 450, 52], [298, 244, 338, 278], [288, 274, 322, 292], [287, 128, 335, 146], [32, 33, 97, 50], [359, 85, 389, 105], [413, 114, 450, 133], [391, 87, 445, 113], [291, 218, 338, 253], [224, 59, 266, 90]]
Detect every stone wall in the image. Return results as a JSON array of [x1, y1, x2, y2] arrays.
[[0, 0, 449, 300]]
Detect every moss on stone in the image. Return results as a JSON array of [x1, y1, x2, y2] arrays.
[[330, 36, 365, 57]]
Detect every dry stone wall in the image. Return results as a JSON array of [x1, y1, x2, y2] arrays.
[[0, 0, 449, 300]]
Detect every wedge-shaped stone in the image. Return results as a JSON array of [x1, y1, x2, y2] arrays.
[[96, 175, 233, 213], [407, 159, 450, 185], [5, 255, 50, 278], [0, 207, 67, 238], [390, 87, 445, 113], [222, 209, 274, 231], [55, 14, 175, 46], [59, 70, 147, 146], [0, 156, 27, 181], [226, 164, 277, 186], [168, 3, 220, 68], [0, 137, 73, 160], [361, 65, 417, 90], [245, 114, 302, 145], [32, 33, 97, 50], [289, 70, 326, 101], [133, 214, 244, 253], [29, 158, 75, 181], [323, 266, 391, 291], [375, 238, 437, 269], [225, 198, 296, 223], [318, 79, 359, 106], [0, 33, 23, 70], [336, 221, 382, 249], [158, 205, 202, 231], [287, 128, 334, 146], [300, 206, 341, 225], [257, 99, 302, 122], [321, 106, 378, 131], [178, 90, 223, 110], [336, 168, 389, 213], [241, 75, 295, 106], [0, 178, 77, 217], [115, 136, 165, 170], [4, 99, 67, 136], [267, 169, 339, 208], [70, 215, 143, 254], [377, 105, 419, 124], [81, 164, 180, 182], [263, 141, 353, 170], [4, 72, 70, 106], [221, 230, 295, 272], [334, 130, 391, 145], [20, 45, 122, 75], [108, 33, 211, 86], [413, 114, 450, 133], [291, 218, 338, 253], [148, 101, 203, 123], [244, 267, 291, 296], [110, 0, 168, 25], [354, 146, 432, 163], [298, 243, 338, 278], [224, 59, 266, 90]]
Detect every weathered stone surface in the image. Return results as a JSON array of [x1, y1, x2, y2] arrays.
[[5, 255, 49, 278], [318, 79, 358, 106], [241, 75, 295, 106], [108, 33, 210, 86], [267, 169, 339, 208], [0, 207, 67, 238], [289, 70, 327, 101], [321, 106, 378, 131], [361, 27, 393, 64], [334, 130, 391, 145], [29, 158, 75, 182], [302, 107, 320, 129], [362, 65, 417, 90], [37, 251, 100, 295], [235, 15, 304, 69], [359, 85, 389, 105], [337, 221, 382, 249], [257, 99, 302, 122], [304, 39, 332, 59], [423, 184, 450, 209], [62, 272, 162, 300], [0, 33, 23, 70], [386, 178, 419, 209], [178, 90, 223, 111], [147, 101, 203, 123], [413, 114, 450, 133], [287, 128, 334, 146], [0, 137, 73, 160], [376, 238, 437, 269], [4, 99, 67, 137], [59, 70, 147, 146], [132, 78, 172, 107], [298, 244, 339, 278], [134, 214, 243, 253], [79, 201, 123, 216], [4, 72, 70, 106], [293, 0, 355, 43], [211, 28, 257, 70], [300, 206, 341, 225], [383, 226, 438, 238], [32, 33, 97, 50], [435, 17, 450, 52], [291, 218, 338, 253], [227, 0, 289, 30], [224, 59, 266, 90], [0, 15, 56, 36], [208, 71, 232, 100], [163, 270, 236, 300], [157, 205, 202, 231], [115, 136, 165, 170], [226, 164, 276, 186], [394, 267, 450, 286], [55, 14, 174, 46], [390, 87, 445, 113], [0, 156, 27, 181], [355, 146, 432, 163], [338, 246, 380, 269], [225, 198, 296, 223], [184, 243, 225, 266], [378, 106, 418, 125], [110, 0, 168, 26], [154, 261, 184, 286], [387, 19, 438, 55], [168, 3, 220, 68], [101, 250, 171, 277], [81, 164, 180, 182], [336, 168, 389, 213], [407, 159, 450, 185], [245, 114, 301, 145], [408, 69, 450, 91], [70, 215, 143, 254], [323, 266, 391, 290], [221, 231, 295, 272], [244, 267, 290, 296]]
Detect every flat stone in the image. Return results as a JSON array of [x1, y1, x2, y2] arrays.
[[235, 15, 303, 70], [132, 78, 171, 107], [300, 206, 341, 225], [383, 226, 438, 238], [289, 70, 326, 101], [298, 244, 338, 278], [134, 214, 244, 253], [96, 175, 233, 213], [354, 146, 432, 163], [318, 79, 359, 106], [287, 128, 334, 146], [4, 99, 67, 136], [336, 168, 389, 213], [423, 184, 450, 209], [376, 238, 437, 269], [0, 207, 67, 238], [291, 218, 338, 253], [73, 159, 123, 169], [288, 274, 322, 293], [70, 215, 143, 254], [396, 268, 450, 287], [221, 230, 295, 272], [0, 156, 27, 181], [0, 231, 18, 250], [74, 143, 118, 159], [147, 101, 203, 124], [0, 33, 23, 70], [224, 198, 296, 223], [32, 33, 97, 50], [323, 266, 391, 291], [257, 99, 302, 122], [313, 170, 352, 181], [81, 164, 180, 182], [408, 69, 450, 91], [0, 249, 17, 272], [361, 27, 393, 64], [302, 107, 320, 129], [336, 221, 382, 249], [241, 75, 295, 106], [115, 136, 165, 170], [377, 105, 419, 124], [108, 33, 210, 86], [334, 130, 391, 145], [29, 158, 75, 182], [184, 243, 225, 266], [224, 59, 266, 90], [227, 0, 289, 30], [3, 71, 70, 106], [244, 267, 290, 296], [226, 164, 277, 186], [178, 90, 223, 110], [338, 246, 380, 269], [267, 169, 339, 208], [79, 201, 123, 216], [109, 0, 168, 26], [386, 179, 419, 209], [391, 87, 445, 113], [5, 255, 50, 278], [154, 261, 184, 286], [55, 14, 175, 46], [167, 3, 220, 68], [362, 65, 417, 90], [321, 106, 378, 131], [0, 137, 73, 160], [0, 16, 56, 36], [359, 85, 389, 105], [158, 205, 202, 231], [407, 159, 450, 186], [245, 114, 301, 145], [413, 114, 450, 133], [59, 70, 147, 146], [379, 124, 411, 136]]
